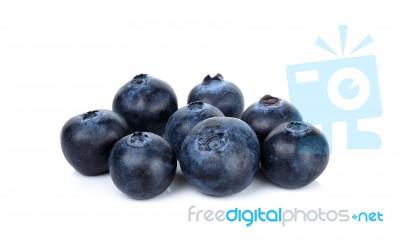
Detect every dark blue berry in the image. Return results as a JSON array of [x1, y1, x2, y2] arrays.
[[112, 74, 178, 135], [164, 101, 224, 157], [60, 110, 130, 176], [179, 117, 260, 196], [187, 74, 244, 118], [241, 95, 303, 144], [109, 132, 177, 199], [261, 121, 329, 189]]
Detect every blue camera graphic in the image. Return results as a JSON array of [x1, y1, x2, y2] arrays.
[[286, 26, 382, 150]]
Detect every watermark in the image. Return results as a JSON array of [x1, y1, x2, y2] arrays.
[[286, 25, 382, 150], [188, 205, 383, 227]]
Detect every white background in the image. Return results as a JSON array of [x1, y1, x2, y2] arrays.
[[1, 0, 399, 251]]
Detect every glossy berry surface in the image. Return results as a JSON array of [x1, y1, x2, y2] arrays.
[[179, 117, 260, 196], [261, 122, 329, 189], [60, 110, 130, 176], [241, 95, 303, 144], [109, 132, 177, 200], [164, 101, 224, 157], [112, 74, 178, 135], [187, 74, 244, 118]]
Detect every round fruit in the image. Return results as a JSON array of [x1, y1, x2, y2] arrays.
[[261, 121, 329, 189], [241, 95, 303, 144], [179, 117, 260, 196], [112, 74, 178, 135], [164, 101, 224, 157], [187, 73, 244, 118], [60, 110, 130, 176], [109, 132, 177, 200]]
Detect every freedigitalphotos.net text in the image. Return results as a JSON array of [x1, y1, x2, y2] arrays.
[[188, 205, 383, 227]]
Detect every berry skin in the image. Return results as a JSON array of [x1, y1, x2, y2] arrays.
[[261, 121, 329, 189], [164, 101, 224, 157], [187, 73, 244, 118], [60, 110, 130, 176], [109, 132, 177, 200], [112, 74, 178, 136], [179, 117, 260, 197], [241, 95, 303, 144]]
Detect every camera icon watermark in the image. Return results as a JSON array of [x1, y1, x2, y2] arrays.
[[286, 25, 382, 150]]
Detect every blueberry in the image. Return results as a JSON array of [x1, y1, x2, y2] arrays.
[[109, 132, 177, 200], [187, 73, 244, 118], [164, 101, 224, 157], [261, 122, 329, 189], [112, 74, 178, 135], [60, 110, 130, 176], [179, 117, 260, 196], [241, 95, 303, 144]]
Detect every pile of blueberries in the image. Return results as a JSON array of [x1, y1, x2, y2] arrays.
[[61, 73, 329, 199]]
